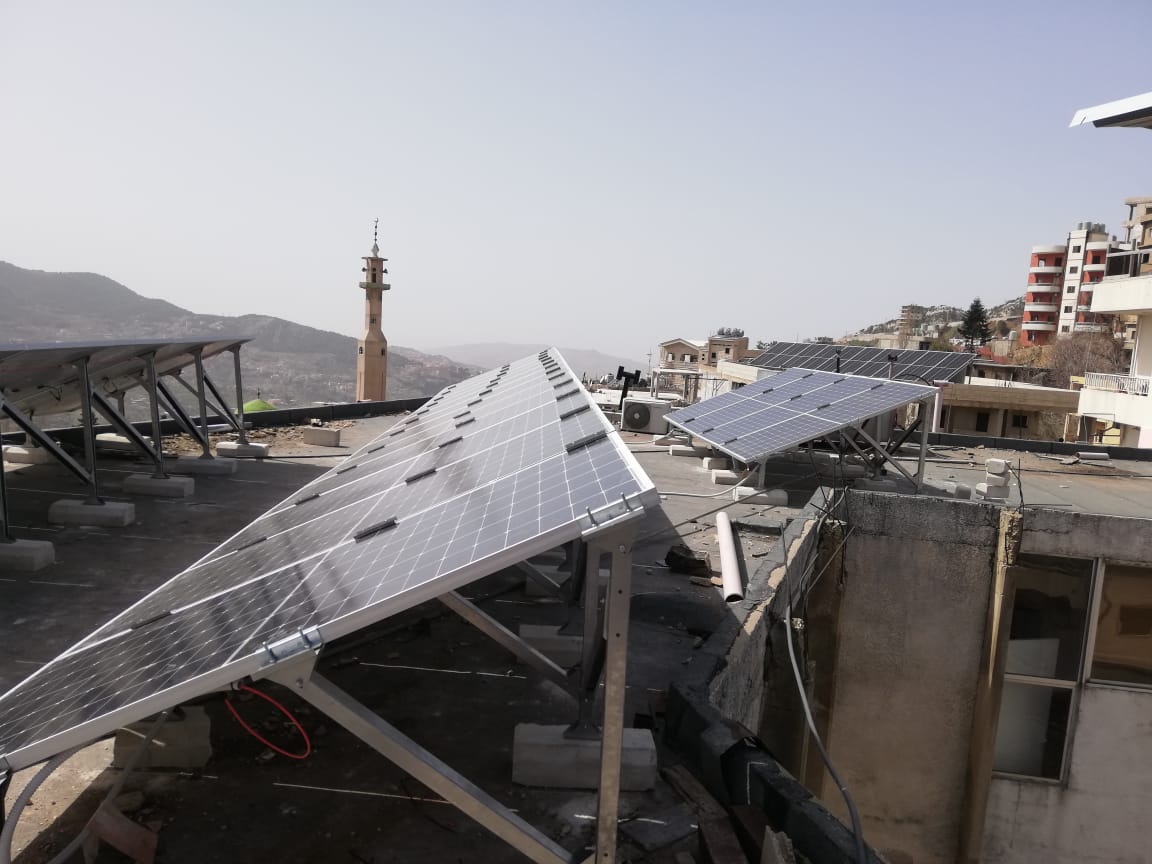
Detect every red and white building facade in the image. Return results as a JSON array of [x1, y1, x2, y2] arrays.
[[1022, 223, 1119, 345]]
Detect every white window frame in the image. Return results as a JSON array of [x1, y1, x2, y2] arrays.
[[1085, 559, 1152, 690]]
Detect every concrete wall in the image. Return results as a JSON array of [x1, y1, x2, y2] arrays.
[[811, 493, 1000, 864], [984, 685, 1152, 864]]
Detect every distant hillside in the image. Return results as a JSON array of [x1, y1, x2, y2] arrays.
[[857, 297, 1024, 336], [0, 261, 478, 409], [431, 343, 646, 379]]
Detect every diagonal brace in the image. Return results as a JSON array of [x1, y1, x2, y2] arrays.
[[853, 423, 918, 486], [90, 391, 164, 472], [438, 591, 572, 694], [266, 662, 572, 864], [0, 398, 90, 485]]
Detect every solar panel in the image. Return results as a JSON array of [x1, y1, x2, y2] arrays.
[[664, 367, 936, 464], [0, 349, 658, 770], [748, 342, 974, 383], [0, 338, 249, 418]]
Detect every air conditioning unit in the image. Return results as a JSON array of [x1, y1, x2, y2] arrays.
[[620, 397, 673, 434]]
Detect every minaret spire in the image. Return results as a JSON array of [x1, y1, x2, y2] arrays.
[[356, 219, 390, 401]]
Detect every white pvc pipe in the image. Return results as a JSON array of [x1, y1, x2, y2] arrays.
[[715, 511, 743, 602]]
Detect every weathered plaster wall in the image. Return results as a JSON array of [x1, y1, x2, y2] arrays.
[[818, 492, 1000, 864], [984, 685, 1152, 864]]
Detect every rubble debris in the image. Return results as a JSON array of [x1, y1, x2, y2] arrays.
[[666, 544, 713, 577]]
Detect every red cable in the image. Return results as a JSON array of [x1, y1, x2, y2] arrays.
[[224, 682, 312, 760]]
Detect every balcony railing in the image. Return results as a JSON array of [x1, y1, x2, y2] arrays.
[[1084, 372, 1151, 396]]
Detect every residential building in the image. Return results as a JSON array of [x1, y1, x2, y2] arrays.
[[1022, 224, 1119, 346], [658, 337, 705, 370], [937, 378, 1078, 440], [1069, 92, 1152, 447]]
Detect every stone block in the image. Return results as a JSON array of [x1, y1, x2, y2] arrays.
[[48, 499, 135, 527], [0, 539, 55, 572], [983, 471, 1009, 488], [953, 483, 972, 500], [113, 706, 212, 769], [163, 457, 238, 475], [652, 433, 680, 446], [2, 444, 55, 465], [517, 624, 583, 667], [985, 458, 1009, 475], [701, 456, 731, 470], [216, 441, 269, 459], [711, 469, 742, 485], [95, 433, 150, 452], [976, 482, 1008, 500], [668, 444, 698, 457], [123, 474, 195, 498], [302, 427, 342, 447], [512, 723, 657, 790], [734, 487, 790, 506]]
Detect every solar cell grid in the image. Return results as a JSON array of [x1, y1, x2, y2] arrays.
[[0, 349, 658, 770], [664, 367, 936, 463], [749, 342, 973, 383]]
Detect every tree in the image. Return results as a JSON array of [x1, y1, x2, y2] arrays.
[[755, 340, 769, 350], [1044, 333, 1125, 389], [958, 298, 991, 349]]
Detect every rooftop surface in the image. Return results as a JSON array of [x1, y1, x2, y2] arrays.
[[0, 417, 792, 863]]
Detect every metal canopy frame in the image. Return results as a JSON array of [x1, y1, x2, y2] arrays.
[[0, 339, 251, 496], [261, 519, 637, 864]]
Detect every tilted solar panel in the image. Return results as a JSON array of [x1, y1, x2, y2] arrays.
[[748, 342, 973, 383], [664, 367, 936, 464], [0, 349, 658, 770]]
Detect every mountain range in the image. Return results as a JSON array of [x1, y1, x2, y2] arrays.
[[0, 261, 477, 409]]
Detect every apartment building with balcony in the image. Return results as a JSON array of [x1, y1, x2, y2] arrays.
[[1022, 224, 1119, 346], [1070, 92, 1152, 448]]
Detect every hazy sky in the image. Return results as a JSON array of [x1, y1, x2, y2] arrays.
[[3, 2, 1150, 362]]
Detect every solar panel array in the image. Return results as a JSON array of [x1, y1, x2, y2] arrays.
[[748, 342, 974, 383], [664, 367, 936, 464], [0, 349, 658, 770]]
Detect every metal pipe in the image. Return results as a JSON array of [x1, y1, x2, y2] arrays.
[[715, 511, 743, 602], [76, 357, 102, 505], [0, 430, 11, 543], [232, 347, 249, 445]]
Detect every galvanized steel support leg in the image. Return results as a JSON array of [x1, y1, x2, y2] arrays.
[[232, 347, 248, 445], [145, 354, 166, 479], [203, 374, 241, 434], [192, 351, 211, 459], [156, 379, 207, 451], [917, 397, 930, 492], [76, 357, 103, 505], [568, 543, 605, 738], [90, 391, 163, 473], [0, 399, 90, 485], [593, 525, 636, 864], [0, 438, 11, 543]]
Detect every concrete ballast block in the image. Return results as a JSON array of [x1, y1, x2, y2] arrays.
[[983, 471, 1009, 488], [48, 500, 135, 527], [734, 487, 790, 506], [985, 458, 1009, 475], [701, 456, 731, 470], [95, 433, 151, 452], [216, 441, 269, 459], [123, 474, 195, 498], [710, 469, 742, 485], [518, 624, 582, 668], [512, 723, 657, 791], [163, 457, 238, 475], [668, 444, 698, 457], [113, 706, 212, 769], [303, 427, 342, 447], [2, 445, 55, 465], [976, 482, 1008, 500], [0, 539, 55, 572]]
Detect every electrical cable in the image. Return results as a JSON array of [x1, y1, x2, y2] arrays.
[[39, 711, 170, 864], [225, 683, 311, 760], [0, 745, 85, 864], [785, 600, 869, 864]]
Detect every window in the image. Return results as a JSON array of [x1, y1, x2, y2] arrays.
[[975, 411, 990, 432], [994, 555, 1093, 780], [1063, 306, 1072, 313], [358, 347, 364, 355], [666, 352, 674, 362], [1070, 266, 1079, 274], [1061, 325, 1070, 333], [710, 352, 717, 360], [1090, 253, 1102, 265], [1011, 413, 1028, 429], [1056, 257, 1063, 266], [369, 316, 377, 324], [1038, 258, 1046, 266], [1090, 563, 1152, 687], [1072, 245, 1081, 253]]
